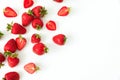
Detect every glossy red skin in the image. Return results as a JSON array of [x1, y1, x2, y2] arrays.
[[4, 7, 17, 17], [31, 34, 41, 43], [32, 18, 43, 30], [53, 0, 63, 3], [24, 0, 34, 8], [32, 6, 43, 18], [58, 6, 69, 16], [0, 53, 5, 63], [4, 72, 20, 80], [24, 63, 36, 74], [46, 20, 56, 31], [4, 39, 17, 53]]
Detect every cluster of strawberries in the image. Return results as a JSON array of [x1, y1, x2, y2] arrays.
[[0, 0, 70, 80]]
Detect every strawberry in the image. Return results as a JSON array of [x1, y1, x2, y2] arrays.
[[32, 18, 43, 30], [31, 33, 41, 43], [3, 71, 20, 80], [46, 20, 56, 31], [0, 53, 5, 68], [22, 10, 34, 26], [3, 7, 17, 17], [16, 35, 27, 50], [0, 31, 4, 39], [33, 43, 48, 55], [24, 62, 39, 74], [53, 34, 66, 45], [4, 39, 17, 53], [53, 0, 63, 3], [7, 22, 26, 34], [58, 6, 70, 16], [24, 0, 34, 8], [7, 53, 19, 68], [32, 6, 47, 18]]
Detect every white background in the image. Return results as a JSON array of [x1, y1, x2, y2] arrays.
[[0, 0, 120, 80]]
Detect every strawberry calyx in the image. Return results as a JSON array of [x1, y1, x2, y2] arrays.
[[0, 31, 4, 38], [35, 66, 40, 71], [63, 36, 67, 44], [4, 51, 12, 57], [27, 9, 34, 16], [10, 53, 18, 58], [44, 46, 48, 53], [36, 25, 42, 30], [7, 22, 13, 31], [0, 63, 4, 68], [40, 7, 47, 17], [35, 34, 40, 38]]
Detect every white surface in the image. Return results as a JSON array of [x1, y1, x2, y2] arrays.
[[0, 0, 120, 80]]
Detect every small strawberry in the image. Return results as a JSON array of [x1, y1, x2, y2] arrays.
[[33, 43, 48, 55], [4, 39, 17, 53], [3, 71, 20, 80], [53, 34, 66, 45], [32, 18, 43, 30], [0, 53, 5, 68], [3, 7, 17, 17], [24, 0, 34, 8], [16, 35, 27, 50], [7, 53, 19, 68], [22, 10, 34, 26], [0, 31, 4, 39], [24, 62, 39, 74], [32, 6, 47, 18], [31, 33, 41, 43], [53, 0, 63, 3], [46, 20, 56, 31], [58, 6, 70, 16], [7, 22, 26, 34]]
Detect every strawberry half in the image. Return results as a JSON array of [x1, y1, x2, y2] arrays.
[[3, 7, 17, 17], [58, 6, 70, 16], [46, 20, 56, 31], [3, 71, 20, 80], [53, 0, 63, 3], [7, 22, 26, 34], [24, 62, 39, 74], [32, 18, 43, 30], [16, 35, 27, 50], [31, 33, 41, 43], [32, 6, 47, 18], [24, 0, 34, 8], [53, 34, 67, 45]]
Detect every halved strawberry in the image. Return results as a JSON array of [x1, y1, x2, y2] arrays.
[[58, 6, 70, 16], [46, 20, 56, 31], [3, 7, 17, 17], [24, 0, 34, 8], [24, 62, 39, 74], [32, 18, 43, 30]]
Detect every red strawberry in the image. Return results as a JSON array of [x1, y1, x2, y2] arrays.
[[7, 54, 19, 68], [16, 35, 27, 50], [4, 39, 17, 53], [24, 62, 39, 74], [53, 0, 63, 3], [0, 31, 4, 39], [22, 10, 34, 26], [46, 20, 56, 31], [3, 7, 17, 17], [58, 6, 70, 16], [32, 6, 47, 18], [33, 43, 48, 55], [32, 18, 43, 30], [31, 33, 41, 43], [0, 53, 5, 68], [3, 71, 20, 80], [7, 22, 26, 34], [24, 0, 34, 8], [53, 34, 66, 45]]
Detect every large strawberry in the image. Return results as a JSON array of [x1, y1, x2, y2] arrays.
[[31, 33, 41, 43], [32, 6, 47, 18], [24, 0, 34, 8], [0, 53, 5, 68], [22, 10, 34, 26], [4, 39, 17, 53], [32, 18, 43, 30], [3, 71, 20, 80], [46, 20, 56, 31], [7, 22, 26, 34], [53, 34, 66, 45], [16, 35, 27, 50], [53, 0, 63, 3], [33, 43, 48, 55], [3, 7, 17, 17], [57, 6, 70, 16], [24, 62, 39, 74]]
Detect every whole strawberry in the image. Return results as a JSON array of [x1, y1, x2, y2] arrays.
[[53, 0, 63, 3], [58, 6, 70, 16], [7, 22, 26, 34], [4, 39, 17, 53], [33, 43, 48, 55], [32, 18, 43, 30], [22, 10, 34, 26], [53, 34, 66, 45], [0, 53, 5, 68], [32, 6, 47, 18], [3, 71, 20, 80], [31, 33, 41, 43]]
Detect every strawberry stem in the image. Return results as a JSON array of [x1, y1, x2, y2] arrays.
[[7, 22, 13, 31], [35, 66, 40, 71], [0, 31, 4, 38], [44, 46, 48, 53]]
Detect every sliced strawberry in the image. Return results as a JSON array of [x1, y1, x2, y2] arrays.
[[3, 7, 17, 17], [31, 33, 41, 43], [53, 0, 63, 3], [16, 35, 27, 50], [24, 62, 39, 74], [58, 6, 70, 16], [46, 20, 56, 31], [24, 0, 34, 8], [32, 18, 43, 30]]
